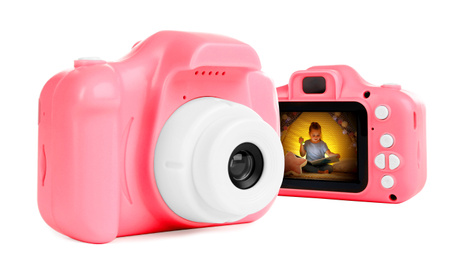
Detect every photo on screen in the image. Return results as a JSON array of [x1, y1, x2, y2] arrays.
[[281, 111, 359, 182]]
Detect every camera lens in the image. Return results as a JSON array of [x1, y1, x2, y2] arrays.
[[229, 151, 254, 181], [228, 143, 263, 189]]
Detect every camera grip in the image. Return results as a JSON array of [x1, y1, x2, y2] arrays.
[[38, 65, 121, 243]]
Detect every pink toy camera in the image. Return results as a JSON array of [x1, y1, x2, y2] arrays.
[[38, 31, 284, 243], [278, 65, 426, 203]]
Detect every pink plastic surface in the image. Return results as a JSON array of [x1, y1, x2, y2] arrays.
[[38, 31, 280, 243], [278, 65, 426, 203]]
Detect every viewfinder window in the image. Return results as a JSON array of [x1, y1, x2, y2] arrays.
[[303, 77, 326, 94]]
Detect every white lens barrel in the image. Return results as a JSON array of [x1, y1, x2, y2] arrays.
[[154, 97, 284, 223]]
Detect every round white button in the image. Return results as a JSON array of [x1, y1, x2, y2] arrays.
[[375, 106, 389, 120], [374, 154, 385, 169], [389, 154, 400, 170], [381, 175, 395, 189], [380, 134, 394, 148]]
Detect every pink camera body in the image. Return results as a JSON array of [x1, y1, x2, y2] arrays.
[[278, 65, 426, 203], [38, 31, 284, 243]]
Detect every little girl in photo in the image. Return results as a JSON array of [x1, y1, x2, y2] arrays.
[[299, 122, 340, 173]]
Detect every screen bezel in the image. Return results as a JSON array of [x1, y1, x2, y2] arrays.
[[280, 102, 368, 193]]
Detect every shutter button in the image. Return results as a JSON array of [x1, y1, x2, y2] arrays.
[[74, 57, 106, 68]]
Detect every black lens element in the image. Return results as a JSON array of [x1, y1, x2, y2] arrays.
[[228, 143, 263, 189], [229, 151, 254, 181]]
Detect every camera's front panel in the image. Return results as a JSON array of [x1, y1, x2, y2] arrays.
[[279, 102, 368, 193]]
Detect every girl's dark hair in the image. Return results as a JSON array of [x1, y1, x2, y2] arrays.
[[309, 122, 321, 133]]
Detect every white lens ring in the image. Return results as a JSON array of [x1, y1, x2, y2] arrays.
[[154, 97, 284, 223], [192, 117, 283, 217]]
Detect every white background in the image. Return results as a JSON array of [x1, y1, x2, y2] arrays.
[[1, 0, 467, 259]]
